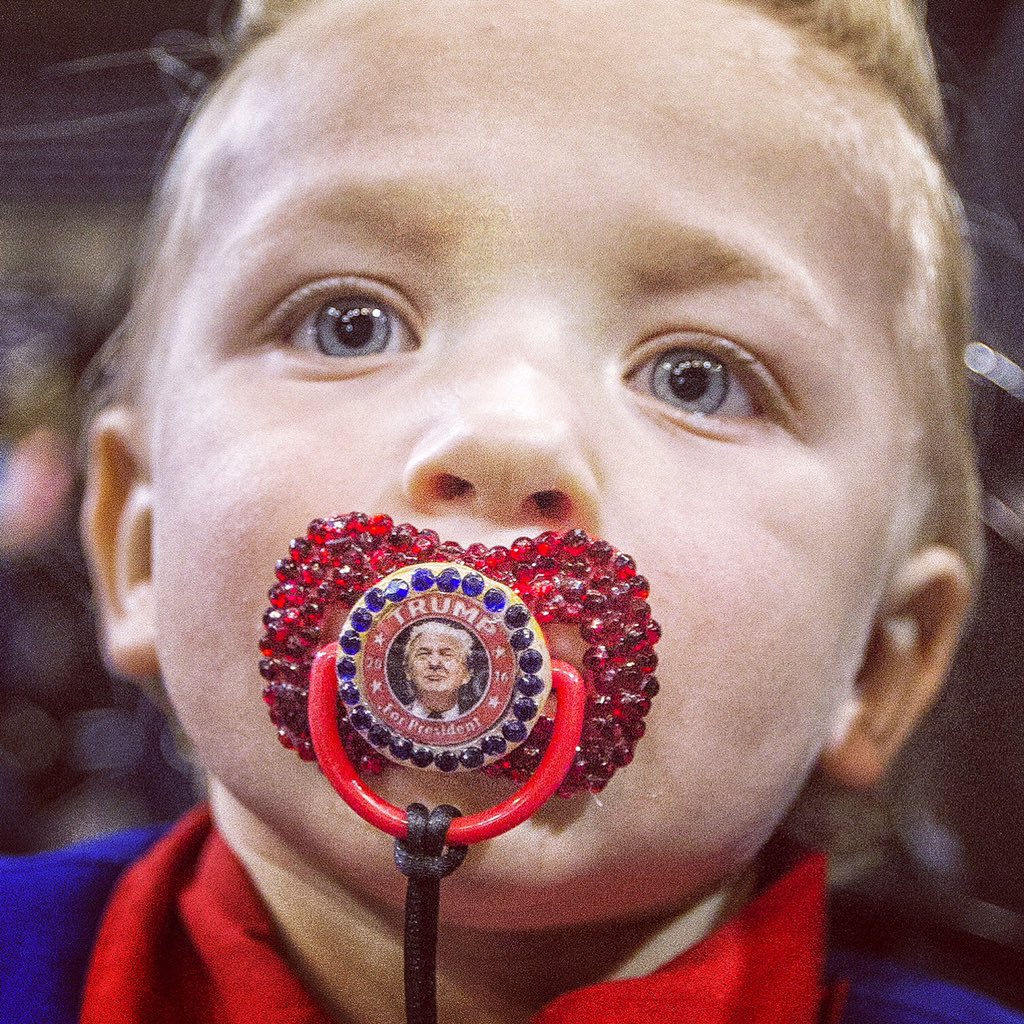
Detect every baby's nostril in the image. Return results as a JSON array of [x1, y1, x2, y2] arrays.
[[436, 473, 475, 500], [531, 489, 572, 519]]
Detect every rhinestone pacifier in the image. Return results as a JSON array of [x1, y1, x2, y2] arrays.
[[260, 514, 660, 800]]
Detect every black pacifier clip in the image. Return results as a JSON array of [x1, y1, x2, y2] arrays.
[[394, 803, 468, 1024]]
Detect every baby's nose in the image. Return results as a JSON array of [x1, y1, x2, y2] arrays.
[[402, 362, 600, 529]]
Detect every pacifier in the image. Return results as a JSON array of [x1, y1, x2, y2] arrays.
[[259, 514, 660, 1023]]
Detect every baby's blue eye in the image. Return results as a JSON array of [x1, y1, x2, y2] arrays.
[[314, 299, 394, 356], [649, 348, 752, 416]]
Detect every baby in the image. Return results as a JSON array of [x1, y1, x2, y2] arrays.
[[9, 0, 1015, 1021]]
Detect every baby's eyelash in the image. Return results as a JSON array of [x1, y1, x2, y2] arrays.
[[265, 276, 423, 344], [623, 334, 798, 431]]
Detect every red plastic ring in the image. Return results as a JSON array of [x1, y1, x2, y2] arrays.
[[307, 641, 587, 844]]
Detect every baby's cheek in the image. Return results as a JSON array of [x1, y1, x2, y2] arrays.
[[606, 453, 886, 859]]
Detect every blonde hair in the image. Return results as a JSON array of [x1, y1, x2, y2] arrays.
[[96, 0, 982, 578]]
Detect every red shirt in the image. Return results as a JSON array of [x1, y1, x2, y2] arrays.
[[81, 806, 846, 1023]]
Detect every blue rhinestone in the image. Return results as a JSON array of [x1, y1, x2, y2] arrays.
[[368, 724, 391, 747], [483, 588, 507, 612], [336, 657, 357, 681], [519, 649, 544, 673], [350, 707, 372, 731], [459, 747, 484, 769], [513, 697, 538, 721], [384, 578, 410, 602], [502, 720, 528, 743], [389, 738, 413, 760], [510, 628, 534, 651], [411, 568, 436, 591], [504, 604, 530, 629], [461, 573, 485, 597], [410, 747, 434, 768], [436, 751, 460, 772], [365, 588, 386, 612], [340, 631, 362, 655], [350, 608, 373, 632], [481, 735, 507, 756], [436, 568, 461, 592], [339, 684, 360, 705], [517, 673, 544, 697]]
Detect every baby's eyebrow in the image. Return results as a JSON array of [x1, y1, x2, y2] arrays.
[[296, 177, 476, 264]]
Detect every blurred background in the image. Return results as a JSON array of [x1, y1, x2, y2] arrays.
[[0, 0, 1022, 1009]]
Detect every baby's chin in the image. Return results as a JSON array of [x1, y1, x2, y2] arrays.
[[325, 764, 736, 932]]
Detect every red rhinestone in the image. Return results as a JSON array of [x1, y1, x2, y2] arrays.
[[560, 557, 590, 578], [611, 552, 637, 579], [275, 559, 298, 582], [437, 540, 466, 561], [344, 512, 369, 535], [620, 627, 648, 654], [535, 594, 565, 623], [635, 649, 658, 673], [629, 600, 652, 624], [535, 531, 560, 557], [629, 575, 651, 600], [268, 583, 289, 608], [323, 517, 348, 540], [307, 518, 328, 544], [582, 646, 611, 672], [560, 529, 589, 556], [510, 537, 536, 563], [646, 620, 662, 645], [611, 745, 633, 767], [485, 545, 510, 571], [299, 563, 324, 585], [412, 529, 440, 556], [587, 540, 614, 564], [389, 523, 417, 551], [616, 664, 644, 690], [370, 548, 399, 574], [592, 667, 621, 694], [289, 537, 313, 562], [367, 513, 393, 537]]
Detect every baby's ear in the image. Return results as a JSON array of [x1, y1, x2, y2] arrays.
[[81, 406, 158, 680], [820, 546, 973, 790]]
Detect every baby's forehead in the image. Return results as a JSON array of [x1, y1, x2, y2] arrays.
[[172, 0, 911, 253]]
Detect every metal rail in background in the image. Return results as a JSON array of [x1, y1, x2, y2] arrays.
[[966, 342, 1024, 551]]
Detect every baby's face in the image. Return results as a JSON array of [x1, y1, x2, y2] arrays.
[[137, 0, 926, 927]]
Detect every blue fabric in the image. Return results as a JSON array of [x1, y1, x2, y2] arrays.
[[831, 950, 1024, 1024], [0, 823, 169, 1024]]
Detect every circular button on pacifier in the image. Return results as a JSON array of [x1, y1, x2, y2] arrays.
[[336, 563, 553, 772]]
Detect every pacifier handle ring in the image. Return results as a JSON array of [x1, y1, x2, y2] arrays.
[[308, 642, 587, 845]]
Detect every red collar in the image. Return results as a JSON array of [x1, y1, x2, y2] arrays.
[[82, 806, 845, 1024]]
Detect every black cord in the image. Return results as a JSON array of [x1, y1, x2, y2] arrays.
[[394, 803, 468, 1024]]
